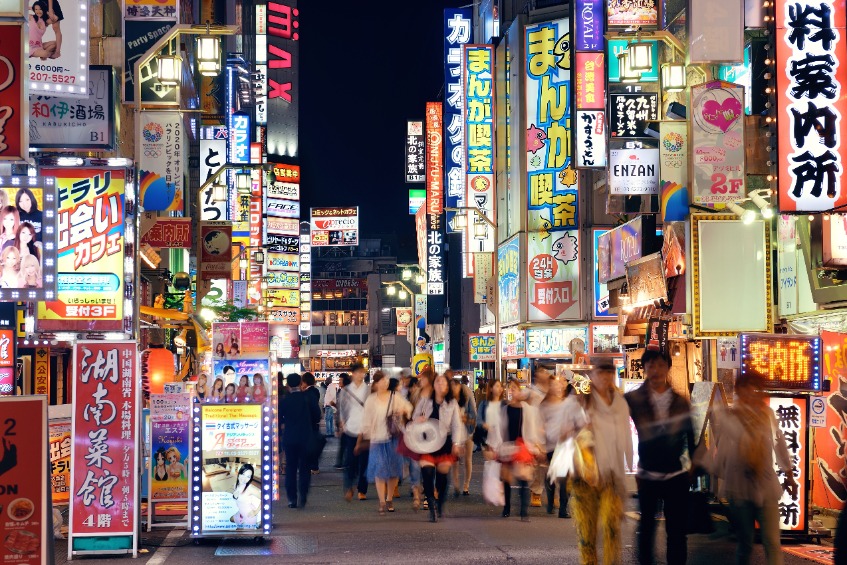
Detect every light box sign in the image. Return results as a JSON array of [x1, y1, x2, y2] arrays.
[[776, 0, 847, 212], [740, 333, 821, 391], [501, 326, 526, 359], [138, 111, 184, 212], [593, 229, 614, 318], [38, 168, 126, 331], [199, 126, 228, 222], [0, 23, 26, 160], [626, 252, 668, 306], [444, 8, 472, 230], [607, 0, 657, 27], [27, 0, 87, 97], [125, 0, 176, 18], [575, 52, 605, 109], [191, 403, 271, 536], [576, 111, 607, 168], [609, 146, 660, 194], [576, 0, 604, 51], [600, 215, 657, 282], [691, 82, 746, 206], [140, 214, 191, 248], [409, 189, 426, 214], [526, 19, 580, 322], [266, 0, 298, 159], [49, 412, 71, 504], [769, 395, 809, 532], [526, 326, 589, 358], [69, 342, 138, 551], [265, 234, 299, 255], [230, 112, 251, 165], [469, 333, 496, 362], [311, 207, 358, 247], [199, 222, 232, 280], [266, 199, 300, 219], [406, 120, 425, 183], [0, 397, 48, 564], [609, 91, 659, 137], [660, 121, 690, 221], [498, 235, 521, 326], [149, 393, 191, 502], [122, 19, 177, 105]]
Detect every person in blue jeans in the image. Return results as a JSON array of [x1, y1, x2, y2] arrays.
[[324, 376, 338, 437]]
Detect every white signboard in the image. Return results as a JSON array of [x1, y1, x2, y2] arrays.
[[609, 147, 660, 194], [575, 111, 607, 168]]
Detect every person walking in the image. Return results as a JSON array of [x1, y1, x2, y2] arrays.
[[562, 361, 633, 564], [324, 376, 338, 438], [402, 376, 423, 510], [334, 373, 351, 470], [450, 378, 477, 496], [278, 373, 321, 508], [626, 349, 695, 565], [411, 370, 465, 522], [302, 372, 323, 475], [338, 363, 371, 502], [713, 372, 797, 565], [540, 374, 570, 518], [527, 366, 551, 507], [360, 371, 412, 515]]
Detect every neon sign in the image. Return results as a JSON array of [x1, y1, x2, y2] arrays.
[[740, 333, 821, 391]]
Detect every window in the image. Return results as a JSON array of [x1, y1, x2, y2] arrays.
[[362, 334, 368, 344], [310, 335, 321, 345], [326, 334, 335, 345], [349, 335, 361, 345], [336, 335, 348, 345]]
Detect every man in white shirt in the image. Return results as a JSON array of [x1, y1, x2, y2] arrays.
[[324, 376, 338, 438], [528, 366, 551, 507], [338, 363, 370, 501]]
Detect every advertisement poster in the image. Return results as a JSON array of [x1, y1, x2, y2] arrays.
[[815, 331, 847, 510], [609, 91, 659, 137], [660, 121, 690, 221], [443, 7, 472, 230], [149, 393, 191, 501], [473, 252, 492, 303], [776, 0, 847, 212], [0, 24, 25, 161], [138, 111, 184, 212], [691, 82, 746, 206], [396, 307, 412, 336], [0, 397, 47, 564], [768, 396, 807, 532], [575, 111, 607, 168], [199, 222, 232, 280], [209, 359, 271, 405], [30, 66, 115, 150], [609, 146, 660, 194], [212, 322, 242, 360], [591, 323, 620, 354], [525, 19, 580, 322], [38, 168, 125, 331], [69, 342, 138, 538], [501, 327, 526, 359], [468, 334, 496, 362], [310, 207, 358, 247], [27, 0, 86, 97], [49, 417, 71, 504], [593, 229, 614, 318], [607, 0, 657, 27], [123, 19, 178, 104], [194, 403, 266, 534], [498, 236, 521, 326]]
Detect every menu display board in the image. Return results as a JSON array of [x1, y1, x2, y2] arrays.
[[740, 333, 821, 392]]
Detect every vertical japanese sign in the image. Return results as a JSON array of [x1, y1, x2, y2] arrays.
[[691, 82, 746, 206], [199, 126, 229, 221], [0, 24, 26, 160], [426, 102, 446, 324], [149, 393, 191, 502], [230, 112, 251, 164], [816, 331, 847, 510], [69, 342, 138, 550], [768, 396, 808, 532], [576, 0, 604, 51], [444, 8, 472, 231], [38, 168, 125, 332], [609, 92, 659, 137], [660, 121, 690, 221], [34, 346, 49, 396], [49, 414, 71, 504], [575, 52, 605, 109], [0, 397, 48, 564], [498, 235, 521, 326], [405, 120, 425, 182], [26, 0, 87, 97], [575, 111, 607, 168], [266, 0, 298, 159], [138, 111, 184, 212], [776, 0, 846, 212], [525, 19, 580, 322]]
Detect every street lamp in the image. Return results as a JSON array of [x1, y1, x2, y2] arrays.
[[627, 40, 654, 72], [156, 54, 181, 87], [196, 28, 222, 77], [236, 172, 251, 194], [212, 181, 227, 203], [399, 289, 408, 300], [401, 267, 412, 281]]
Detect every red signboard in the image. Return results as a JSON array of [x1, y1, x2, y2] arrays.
[[768, 395, 808, 532], [0, 24, 26, 161], [815, 331, 847, 510], [70, 341, 138, 537], [575, 52, 605, 110], [140, 216, 192, 248], [776, 0, 847, 212], [425, 102, 443, 216], [0, 396, 48, 564], [272, 163, 300, 184]]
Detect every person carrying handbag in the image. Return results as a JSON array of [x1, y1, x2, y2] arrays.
[[561, 362, 633, 565]]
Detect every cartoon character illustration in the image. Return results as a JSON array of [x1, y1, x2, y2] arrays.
[[558, 165, 577, 189], [552, 231, 578, 265], [470, 175, 490, 192], [554, 32, 571, 70], [526, 124, 547, 154], [527, 209, 553, 240]]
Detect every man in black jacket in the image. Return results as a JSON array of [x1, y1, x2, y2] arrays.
[[301, 372, 323, 474], [279, 373, 321, 508], [625, 349, 695, 565]]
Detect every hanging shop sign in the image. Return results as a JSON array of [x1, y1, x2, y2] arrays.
[[607, 0, 657, 27], [740, 333, 822, 392], [473, 252, 493, 303], [426, 101, 444, 217], [140, 214, 191, 248], [576, 0, 604, 51], [575, 111, 607, 168], [189, 403, 272, 537], [609, 91, 659, 138], [444, 7, 472, 230], [199, 126, 228, 222], [69, 341, 138, 557], [27, 0, 87, 97], [469, 333, 496, 362], [266, 199, 300, 219], [768, 395, 809, 533], [48, 410, 71, 505], [464, 45, 496, 264], [125, 0, 176, 18], [265, 234, 299, 254], [691, 81, 746, 206], [526, 326, 589, 358], [575, 52, 605, 109], [122, 19, 177, 104], [38, 168, 127, 332], [425, 101, 446, 323], [776, 0, 847, 212], [396, 307, 413, 337], [599, 214, 659, 282], [268, 163, 300, 200], [501, 326, 526, 359], [199, 222, 232, 280], [30, 66, 115, 150], [138, 111, 184, 212], [266, 0, 298, 159], [607, 40, 659, 82], [266, 271, 299, 290], [593, 229, 614, 318], [149, 393, 191, 502], [525, 18, 579, 322], [0, 396, 48, 564], [310, 207, 358, 247], [659, 121, 690, 221], [406, 120, 425, 183], [691, 215, 773, 337], [626, 252, 667, 306], [609, 145, 660, 194], [0, 23, 26, 160], [229, 112, 251, 165]]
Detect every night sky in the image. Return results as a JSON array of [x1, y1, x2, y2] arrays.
[[299, 0, 468, 260]]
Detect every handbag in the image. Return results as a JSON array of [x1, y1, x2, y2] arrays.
[[386, 392, 404, 439], [572, 406, 600, 487], [547, 437, 576, 480], [482, 460, 505, 506]]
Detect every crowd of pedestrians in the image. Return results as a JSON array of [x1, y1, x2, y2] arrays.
[[277, 351, 807, 565]]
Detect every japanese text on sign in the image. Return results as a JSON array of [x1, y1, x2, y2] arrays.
[[444, 8, 472, 226], [740, 333, 822, 391], [769, 396, 807, 531]]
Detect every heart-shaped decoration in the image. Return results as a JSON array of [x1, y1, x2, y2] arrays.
[[702, 97, 742, 133]]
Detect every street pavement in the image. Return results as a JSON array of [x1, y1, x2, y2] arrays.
[[54, 438, 828, 564]]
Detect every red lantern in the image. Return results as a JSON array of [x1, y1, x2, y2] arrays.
[[145, 347, 175, 395]]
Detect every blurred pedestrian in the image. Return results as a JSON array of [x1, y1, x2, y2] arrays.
[[528, 366, 552, 507], [339, 363, 370, 501], [563, 361, 632, 564], [324, 376, 338, 438], [302, 372, 323, 475], [403, 376, 423, 510], [450, 378, 477, 496], [540, 374, 569, 518], [334, 373, 351, 470], [714, 372, 797, 565], [361, 372, 412, 515], [279, 373, 321, 508], [626, 349, 695, 565]]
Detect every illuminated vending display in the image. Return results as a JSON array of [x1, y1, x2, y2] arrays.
[[739, 333, 822, 392]]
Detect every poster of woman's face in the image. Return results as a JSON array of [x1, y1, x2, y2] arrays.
[[27, 0, 87, 96], [0, 187, 44, 292]]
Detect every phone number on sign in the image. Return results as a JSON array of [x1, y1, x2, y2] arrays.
[[30, 72, 74, 84]]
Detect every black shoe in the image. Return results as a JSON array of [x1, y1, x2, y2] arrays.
[[559, 510, 571, 519], [288, 503, 297, 509], [462, 490, 470, 496], [428, 499, 438, 523], [502, 510, 510, 518], [547, 506, 554, 515]]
